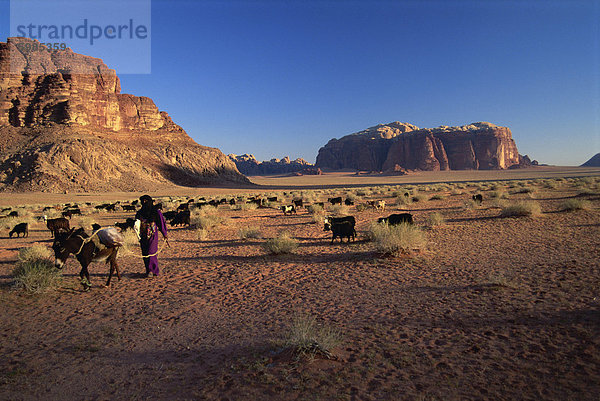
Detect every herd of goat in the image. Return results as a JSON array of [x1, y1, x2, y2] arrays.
[[0, 193, 485, 290], [1, 193, 487, 243]]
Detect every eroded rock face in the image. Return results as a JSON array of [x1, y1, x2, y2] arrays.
[[229, 154, 313, 175], [0, 37, 164, 131], [0, 38, 249, 191], [316, 122, 522, 171]]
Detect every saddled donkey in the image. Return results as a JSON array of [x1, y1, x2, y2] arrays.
[[52, 227, 122, 291]]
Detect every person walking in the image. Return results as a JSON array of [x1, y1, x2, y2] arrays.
[[134, 195, 168, 277]]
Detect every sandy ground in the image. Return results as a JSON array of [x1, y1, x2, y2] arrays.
[[0, 173, 599, 400]]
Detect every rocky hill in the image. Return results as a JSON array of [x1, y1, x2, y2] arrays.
[[316, 121, 529, 171], [581, 153, 600, 167], [228, 154, 313, 175], [0, 37, 249, 192]]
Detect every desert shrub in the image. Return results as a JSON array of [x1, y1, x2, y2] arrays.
[[192, 214, 227, 229], [490, 199, 509, 209], [355, 190, 367, 197], [263, 232, 298, 255], [232, 202, 258, 211], [344, 193, 357, 203], [195, 227, 209, 240], [18, 245, 52, 263], [355, 203, 368, 212], [13, 246, 60, 294], [463, 199, 479, 210], [307, 204, 323, 214], [488, 190, 509, 199], [283, 314, 342, 358], [74, 216, 94, 231], [427, 212, 445, 226], [396, 195, 412, 206], [429, 194, 445, 201], [577, 188, 597, 196], [327, 204, 348, 216], [412, 194, 427, 203], [561, 198, 591, 211], [2, 214, 38, 230], [511, 187, 534, 194], [368, 222, 426, 256], [239, 226, 262, 240], [310, 213, 326, 225], [500, 201, 542, 217], [120, 229, 141, 254], [451, 189, 463, 195]]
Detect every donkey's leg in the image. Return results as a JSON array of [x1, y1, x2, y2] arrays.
[[105, 249, 121, 286], [114, 249, 121, 281], [80, 264, 91, 291]]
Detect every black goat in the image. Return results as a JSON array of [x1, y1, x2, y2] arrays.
[[9, 222, 28, 238], [378, 213, 413, 225]]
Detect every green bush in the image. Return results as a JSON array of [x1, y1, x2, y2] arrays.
[[368, 222, 426, 256], [263, 232, 298, 254], [500, 201, 542, 217], [13, 246, 61, 294]]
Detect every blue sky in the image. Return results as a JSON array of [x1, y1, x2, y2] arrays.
[[1, 0, 599, 165]]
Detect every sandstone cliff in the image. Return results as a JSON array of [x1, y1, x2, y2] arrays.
[[316, 121, 523, 171], [229, 154, 313, 175], [0, 37, 248, 191]]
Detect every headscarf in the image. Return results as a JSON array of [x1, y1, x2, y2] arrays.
[[138, 195, 155, 221]]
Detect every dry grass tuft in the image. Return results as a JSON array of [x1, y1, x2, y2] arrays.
[[283, 314, 342, 359], [561, 198, 591, 212], [368, 222, 427, 256], [327, 204, 348, 216], [13, 246, 61, 294], [427, 212, 445, 227], [263, 232, 299, 254], [500, 201, 542, 217], [239, 226, 262, 240]]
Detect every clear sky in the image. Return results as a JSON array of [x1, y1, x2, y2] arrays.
[[1, 0, 599, 165]]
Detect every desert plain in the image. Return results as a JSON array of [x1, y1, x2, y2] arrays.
[[0, 168, 599, 401]]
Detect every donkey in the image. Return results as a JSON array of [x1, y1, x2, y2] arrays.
[[52, 228, 121, 291]]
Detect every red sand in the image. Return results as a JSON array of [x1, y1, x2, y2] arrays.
[[0, 177, 599, 400]]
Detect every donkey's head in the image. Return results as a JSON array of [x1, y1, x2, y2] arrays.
[[52, 228, 83, 269]]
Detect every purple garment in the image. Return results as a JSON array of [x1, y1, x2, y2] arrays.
[[136, 209, 168, 275]]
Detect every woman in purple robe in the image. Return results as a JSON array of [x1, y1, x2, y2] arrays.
[[135, 195, 168, 277]]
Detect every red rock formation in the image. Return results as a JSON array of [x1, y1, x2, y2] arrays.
[[229, 153, 313, 175], [0, 38, 248, 192], [316, 122, 522, 171]]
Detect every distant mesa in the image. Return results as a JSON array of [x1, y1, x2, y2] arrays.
[[316, 121, 534, 172], [228, 154, 313, 175], [581, 153, 600, 167], [0, 37, 249, 192], [288, 167, 322, 177]]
